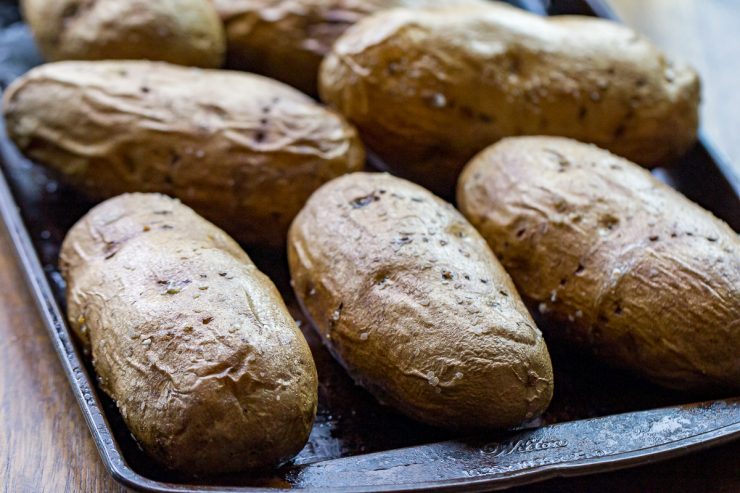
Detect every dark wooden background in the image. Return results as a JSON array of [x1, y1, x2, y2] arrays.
[[1, 0, 738, 491]]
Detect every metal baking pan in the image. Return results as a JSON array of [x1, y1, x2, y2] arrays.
[[0, 0, 738, 491]]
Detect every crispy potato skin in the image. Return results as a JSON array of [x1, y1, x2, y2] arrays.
[[320, 3, 700, 196], [3, 61, 365, 248], [60, 193, 318, 474], [212, 0, 481, 95], [22, 0, 226, 68], [288, 172, 553, 429], [458, 137, 740, 392]]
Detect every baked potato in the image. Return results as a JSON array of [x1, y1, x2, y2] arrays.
[[22, 0, 226, 68], [3, 60, 365, 248], [213, 0, 483, 96], [60, 193, 318, 474], [457, 136, 740, 392], [289, 172, 553, 429], [320, 2, 700, 196]]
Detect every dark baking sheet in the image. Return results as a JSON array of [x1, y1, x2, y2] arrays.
[[0, 0, 738, 491]]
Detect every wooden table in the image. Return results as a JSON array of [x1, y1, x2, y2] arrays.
[[1, 1, 739, 491], [612, 0, 740, 181]]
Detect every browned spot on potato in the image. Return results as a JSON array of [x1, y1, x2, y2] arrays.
[[599, 214, 620, 231], [613, 122, 627, 139]]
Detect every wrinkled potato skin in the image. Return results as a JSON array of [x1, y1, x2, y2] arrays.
[[320, 3, 700, 196], [289, 173, 553, 429], [60, 193, 318, 474], [213, 0, 482, 95], [22, 0, 226, 68], [458, 137, 740, 392], [3, 61, 365, 248]]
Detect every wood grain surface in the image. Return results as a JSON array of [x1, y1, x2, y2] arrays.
[[0, 224, 126, 493], [1, 1, 739, 492], [611, 0, 740, 184]]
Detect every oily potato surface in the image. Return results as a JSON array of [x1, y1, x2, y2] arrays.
[[22, 0, 226, 68], [213, 0, 483, 95], [3, 60, 365, 248], [60, 193, 318, 474], [289, 172, 553, 429], [320, 3, 700, 196], [458, 137, 740, 392]]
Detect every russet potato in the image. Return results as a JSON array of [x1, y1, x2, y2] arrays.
[[458, 137, 739, 392], [23, 0, 226, 67], [289, 172, 553, 429], [320, 2, 700, 196], [61, 193, 318, 474], [4, 60, 365, 247]]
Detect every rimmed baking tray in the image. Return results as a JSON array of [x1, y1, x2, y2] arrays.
[[0, 0, 738, 491]]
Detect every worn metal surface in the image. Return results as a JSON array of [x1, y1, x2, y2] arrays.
[[290, 400, 740, 491], [0, 0, 737, 491]]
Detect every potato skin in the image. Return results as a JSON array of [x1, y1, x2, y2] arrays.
[[60, 193, 318, 474], [3, 60, 365, 248], [320, 3, 700, 196], [22, 0, 226, 68], [458, 137, 740, 392], [288, 172, 553, 429], [213, 0, 482, 96]]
